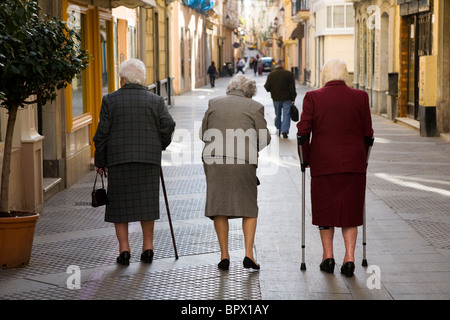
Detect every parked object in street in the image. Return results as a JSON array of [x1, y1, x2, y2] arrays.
[[261, 57, 275, 72]]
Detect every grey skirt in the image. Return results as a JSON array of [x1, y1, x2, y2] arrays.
[[105, 162, 160, 223], [203, 161, 258, 219]]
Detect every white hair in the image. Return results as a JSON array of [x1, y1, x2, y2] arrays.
[[226, 74, 257, 98], [322, 59, 348, 84], [119, 59, 146, 86]]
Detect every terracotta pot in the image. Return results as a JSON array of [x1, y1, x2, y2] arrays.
[[0, 211, 39, 268]]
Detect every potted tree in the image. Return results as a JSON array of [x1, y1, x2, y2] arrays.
[[0, 0, 89, 268]]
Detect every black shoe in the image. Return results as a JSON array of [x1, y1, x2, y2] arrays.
[[218, 259, 230, 270], [282, 132, 288, 139], [320, 258, 335, 273], [141, 249, 154, 263], [341, 261, 355, 277], [243, 257, 260, 270], [117, 251, 130, 266]]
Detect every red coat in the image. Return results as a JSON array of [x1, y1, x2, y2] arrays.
[[297, 80, 374, 177]]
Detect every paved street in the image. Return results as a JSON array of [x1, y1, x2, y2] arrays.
[[0, 71, 449, 306]]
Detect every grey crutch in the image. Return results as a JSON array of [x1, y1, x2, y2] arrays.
[[297, 134, 310, 271], [362, 136, 374, 267]]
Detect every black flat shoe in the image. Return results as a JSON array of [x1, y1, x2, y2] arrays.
[[141, 249, 154, 263], [218, 259, 230, 270], [320, 258, 335, 273], [341, 261, 355, 277], [243, 257, 260, 270], [117, 251, 130, 266]]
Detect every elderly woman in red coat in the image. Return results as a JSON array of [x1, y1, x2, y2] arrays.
[[297, 59, 374, 277]]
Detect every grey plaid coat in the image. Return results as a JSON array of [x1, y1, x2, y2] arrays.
[[93, 83, 175, 223], [93, 83, 175, 169]]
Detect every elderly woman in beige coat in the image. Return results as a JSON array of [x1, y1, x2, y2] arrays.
[[201, 75, 271, 270]]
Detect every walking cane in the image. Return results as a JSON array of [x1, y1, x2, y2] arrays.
[[297, 134, 309, 271], [362, 136, 375, 267], [160, 167, 179, 260]]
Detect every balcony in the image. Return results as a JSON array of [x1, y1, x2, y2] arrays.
[[292, 0, 310, 22]]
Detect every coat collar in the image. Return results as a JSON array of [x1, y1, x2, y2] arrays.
[[324, 80, 347, 87], [121, 83, 146, 90], [227, 89, 248, 98]]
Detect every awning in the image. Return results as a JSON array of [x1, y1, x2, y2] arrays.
[[290, 24, 304, 40], [92, 0, 156, 9]]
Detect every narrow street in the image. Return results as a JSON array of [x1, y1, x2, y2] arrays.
[[0, 71, 449, 304]]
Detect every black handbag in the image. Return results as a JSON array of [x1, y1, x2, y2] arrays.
[[91, 172, 108, 207], [291, 104, 299, 122]]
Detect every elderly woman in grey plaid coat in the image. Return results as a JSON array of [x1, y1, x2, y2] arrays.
[[94, 59, 175, 266]]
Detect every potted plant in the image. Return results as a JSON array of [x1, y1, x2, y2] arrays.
[[0, 0, 89, 268]]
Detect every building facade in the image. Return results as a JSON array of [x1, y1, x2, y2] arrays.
[[352, 0, 397, 115], [352, 0, 450, 137]]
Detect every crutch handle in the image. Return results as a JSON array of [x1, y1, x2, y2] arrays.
[[365, 136, 375, 146], [365, 136, 374, 164], [297, 134, 310, 172]]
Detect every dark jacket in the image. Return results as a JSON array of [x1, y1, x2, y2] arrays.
[[264, 67, 297, 101], [93, 83, 175, 168], [296, 80, 374, 177], [207, 65, 217, 76]]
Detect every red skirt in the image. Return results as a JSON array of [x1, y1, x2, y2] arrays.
[[311, 173, 366, 227]]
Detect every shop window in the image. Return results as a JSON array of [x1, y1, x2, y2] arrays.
[[63, 1, 115, 134], [100, 18, 110, 96], [69, 10, 87, 118], [63, 1, 92, 132], [128, 25, 137, 59]]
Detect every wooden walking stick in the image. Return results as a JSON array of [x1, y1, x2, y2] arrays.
[[160, 167, 179, 259]]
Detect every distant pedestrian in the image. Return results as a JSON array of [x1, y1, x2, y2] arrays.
[[207, 61, 218, 87], [257, 59, 263, 76], [93, 59, 176, 266], [297, 59, 374, 277], [201, 75, 271, 271], [264, 59, 297, 138], [250, 57, 257, 76], [236, 58, 245, 74]]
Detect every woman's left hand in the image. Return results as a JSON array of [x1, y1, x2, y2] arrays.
[[95, 166, 108, 177]]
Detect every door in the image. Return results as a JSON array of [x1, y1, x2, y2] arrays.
[[407, 16, 419, 120]]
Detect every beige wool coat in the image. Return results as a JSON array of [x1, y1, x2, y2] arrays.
[[201, 89, 271, 165], [200, 89, 271, 218]]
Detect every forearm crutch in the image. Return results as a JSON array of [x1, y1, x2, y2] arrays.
[[297, 134, 309, 271], [362, 136, 375, 267], [160, 168, 179, 260]]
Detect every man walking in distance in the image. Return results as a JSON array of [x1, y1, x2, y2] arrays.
[[264, 60, 297, 138]]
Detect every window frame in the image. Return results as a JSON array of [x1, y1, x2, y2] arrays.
[[62, 1, 115, 134], [326, 4, 354, 30], [62, 1, 92, 133]]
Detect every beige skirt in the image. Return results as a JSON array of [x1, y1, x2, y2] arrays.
[[203, 161, 258, 219]]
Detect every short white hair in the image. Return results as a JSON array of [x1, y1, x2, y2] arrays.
[[226, 74, 257, 98], [322, 59, 348, 84], [119, 59, 146, 86]]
